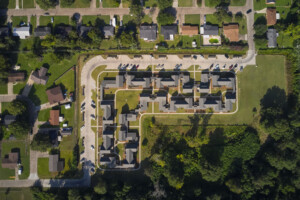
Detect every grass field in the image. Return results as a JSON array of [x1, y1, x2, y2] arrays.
[[144, 0, 157, 7], [0, 83, 7, 94], [60, 0, 90, 8], [91, 65, 107, 81], [22, 0, 35, 8], [0, 0, 15, 8], [275, 0, 292, 6], [38, 108, 50, 122], [59, 134, 77, 174], [39, 16, 69, 27], [0, 188, 32, 200], [37, 158, 57, 179], [102, 0, 120, 7], [143, 55, 287, 127], [12, 16, 28, 27], [178, 0, 193, 7], [0, 140, 30, 180], [82, 15, 110, 26], [185, 14, 200, 25]]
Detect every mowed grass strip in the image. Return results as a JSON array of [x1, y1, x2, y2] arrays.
[[23, 0, 35, 8], [82, 15, 110, 26], [38, 158, 57, 179], [148, 55, 287, 126], [185, 14, 200, 25], [102, 0, 120, 7], [178, 0, 193, 7], [60, 0, 90, 8]]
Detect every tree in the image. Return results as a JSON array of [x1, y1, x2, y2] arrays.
[[130, 0, 144, 25], [214, 7, 232, 22], [7, 99, 26, 116], [157, 11, 175, 25], [157, 0, 173, 10], [41, 35, 56, 47], [254, 24, 267, 36], [31, 133, 52, 152], [36, 0, 56, 10], [94, 179, 107, 195], [7, 121, 30, 138], [0, 54, 10, 81], [31, 187, 56, 200], [118, 31, 137, 48], [68, 189, 82, 200], [87, 28, 102, 44]]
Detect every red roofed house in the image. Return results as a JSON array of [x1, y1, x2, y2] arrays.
[[266, 8, 276, 26], [181, 25, 199, 36], [46, 86, 64, 105], [223, 24, 239, 42], [49, 110, 60, 126]]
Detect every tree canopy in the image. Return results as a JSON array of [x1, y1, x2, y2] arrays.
[[157, 11, 176, 25], [36, 0, 56, 10]]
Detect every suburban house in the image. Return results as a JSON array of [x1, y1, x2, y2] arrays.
[[79, 26, 92, 37], [1, 152, 19, 169], [100, 155, 116, 168], [266, 0, 275, 4], [49, 110, 59, 126], [181, 25, 199, 36], [224, 92, 236, 112], [49, 154, 64, 172], [13, 26, 30, 39], [8, 72, 25, 83], [31, 67, 49, 85], [223, 24, 239, 42], [46, 86, 64, 105], [161, 25, 178, 41], [34, 26, 51, 38], [49, 130, 59, 147], [140, 25, 157, 41], [103, 26, 114, 38], [4, 115, 16, 126], [267, 28, 277, 48], [201, 24, 221, 45], [100, 102, 113, 126], [0, 27, 9, 37], [119, 130, 138, 142], [55, 26, 73, 37], [266, 8, 277, 26], [123, 143, 138, 168]]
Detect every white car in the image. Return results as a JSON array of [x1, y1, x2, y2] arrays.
[[91, 145, 95, 150], [80, 125, 85, 131]]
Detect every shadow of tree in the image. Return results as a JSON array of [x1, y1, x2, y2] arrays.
[[260, 86, 286, 110]]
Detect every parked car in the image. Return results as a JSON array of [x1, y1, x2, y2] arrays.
[[240, 66, 244, 72], [80, 125, 85, 131], [91, 145, 95, 150]]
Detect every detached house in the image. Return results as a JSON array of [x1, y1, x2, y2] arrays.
[[31, 67, 49, 85], [103, 26, 114, 38], [34, 26, 51, 39], [46, 86, 64, 105], [266, 8, 277, 26], [201, 24, 221, 45], [8, 72, 25, 83], [223, 24, 239, 42], [161, 25, 178, 40], [140, 25, 157, 41], [13, 26, 30, 39]]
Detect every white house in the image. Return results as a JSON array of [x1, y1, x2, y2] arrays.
[[13, 26, 30, 39]]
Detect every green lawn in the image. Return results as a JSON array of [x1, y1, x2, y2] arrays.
[[139, 39, 157, 50], [30, 15, 37, 30], [13, 82, 26, 95], [254, 0, 267, 10], [0, 83, 7, 94], [277, 31, 294, 48], [102, 0, 120, 7], [82, 15, 110, 26], [28, 84, 48, 105], [275, 0, 291, 6], [55, 69, 75, 93], [178, 0, 193, 7], [22, 0, 35, 8], [60, 103, 75, 127], [116, 90, 141, 124], [122, 15, 135, 25], [230, 0, 246, 6], [59, 135, 76, 174], [185, 14, 200, 25], [144, 0, 157, 7], [100, 37, 118, 49], [38, 108, 50, 121], [181, 35, 201, 48], [12, 16, 28, 27], [276, 7, 290, 20], [122, 0, 130, 7], [39, 16, 69, 27], [146, 55, 287, 126], [0, 188, 33, 200], [0, 0, 15, 8], [37, 158, 57, 179], [60, 0, 90, 8], [91, 65, 107, 81], [141, 15, 153, 24], [0, 140, 30, 180]]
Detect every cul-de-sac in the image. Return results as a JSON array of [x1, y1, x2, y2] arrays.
[[0, 0, 299, 199]]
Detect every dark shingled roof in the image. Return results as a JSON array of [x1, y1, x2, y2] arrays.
[[161, 25, 178, 40], [34, 26, 51, 37], [8, 72, 25, 83], [0, 27, 9, 37], [79, 26, 92, 37], [49, 154, 64, 172], [140, 25, 157, 41], [103, 26, 114, 37], [46, 86, 64, 105], [2, 152, 19, 169], [31, 67, 49, 85], [203, 24, 219, 35]]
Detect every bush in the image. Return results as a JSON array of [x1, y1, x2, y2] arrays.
[[209, 38, 219, 44], [157, 11, 176, 25]]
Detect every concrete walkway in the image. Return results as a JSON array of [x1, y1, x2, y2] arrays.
[[22, 72, 34, 97], [7, 83, 13, 95]]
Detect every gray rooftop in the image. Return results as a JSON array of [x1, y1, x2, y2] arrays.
[[156, 74, 179, 88], [126, 74, 151, 88], [161, 25, 178, 40], [103, 26, 114, 37], [267, 28, 277, 48], [79, 26, 92, 37], [203, 24, 219, 35], [140, 25, 157, 41], [49, 154, 64, 172], [34, 26, 51, 37]]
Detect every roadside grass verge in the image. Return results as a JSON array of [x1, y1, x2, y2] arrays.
[[185, 14, 200, 26], [82, 15, 110, 26]]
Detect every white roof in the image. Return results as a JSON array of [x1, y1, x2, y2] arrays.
[[59, 116, 64, 122], [276, 13, 280, 20], [13, 26, 30, 39], [63, 123, 68, 127], [65, 104, 71, 109]]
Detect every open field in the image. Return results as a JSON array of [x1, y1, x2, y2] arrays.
[[22, 0, 35, 8], [0, 188, 32, 200]]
